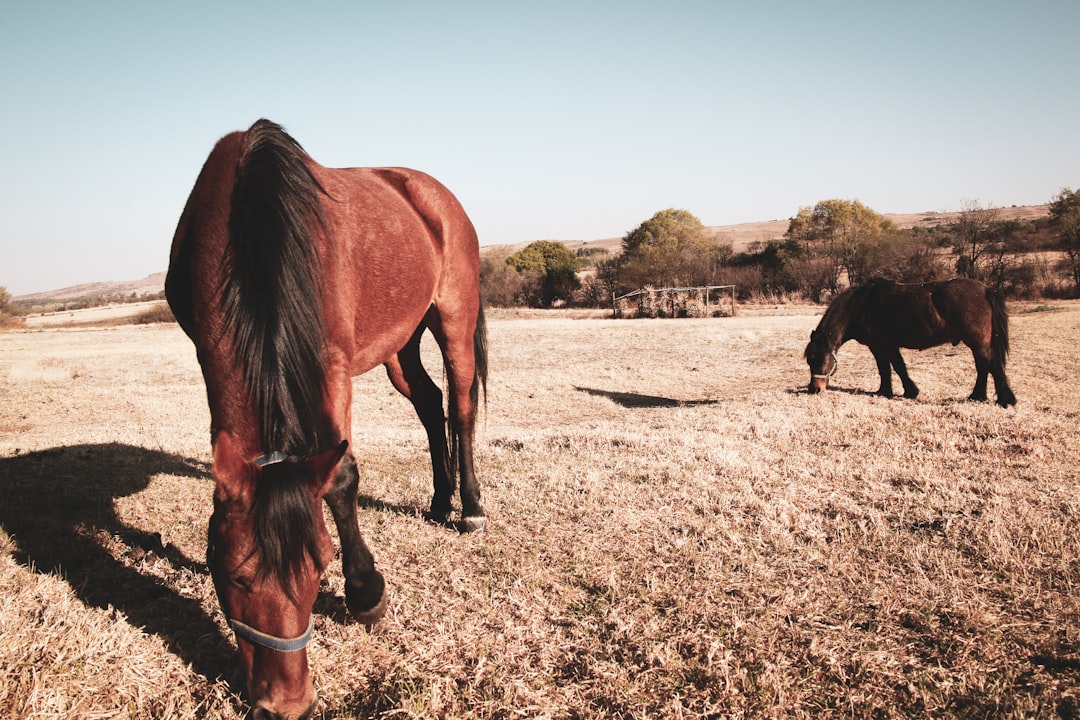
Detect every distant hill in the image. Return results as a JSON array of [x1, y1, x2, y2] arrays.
[[16, 206, 1049, 303], [16, 272, 167, 305]]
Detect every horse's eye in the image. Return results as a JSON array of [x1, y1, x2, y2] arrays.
[[229, 574, 254, 591]]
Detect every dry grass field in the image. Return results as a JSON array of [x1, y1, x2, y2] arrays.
[[2, 300, 1079, 719]]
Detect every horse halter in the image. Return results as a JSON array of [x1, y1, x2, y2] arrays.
[[228, 615, 315, 653], [215, 452, 314, 655], [811, 351, 839, 381]]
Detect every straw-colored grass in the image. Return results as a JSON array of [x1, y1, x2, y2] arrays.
[[2, 302, 1079, 719]]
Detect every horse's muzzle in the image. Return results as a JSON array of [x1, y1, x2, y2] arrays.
[[807, 379, 828, 394], [253, 698, 317, 720]]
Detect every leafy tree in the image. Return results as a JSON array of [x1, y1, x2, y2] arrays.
[[1049, 187, 1080, 293], [618, 209, 718, 291], [506, 240, 581, 307], [785, 199, 897, 293]]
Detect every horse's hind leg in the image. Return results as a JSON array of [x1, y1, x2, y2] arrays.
[[425, 307, 485, 532], [974, 346, 1017, 407], [324, 451, 388, 623], [968, 351, 990, 402], [989, 354, 1015, 408], [992, 360, 1017, 407], [384, 326, 456, 525]]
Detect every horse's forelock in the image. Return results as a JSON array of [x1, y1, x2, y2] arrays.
[[251, 460, 325, 602]]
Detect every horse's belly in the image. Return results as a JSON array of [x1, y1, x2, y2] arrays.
[[345, 291, 435, 376]]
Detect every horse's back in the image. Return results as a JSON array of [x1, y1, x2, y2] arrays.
[[864, 278, 994, 350], [316, 166, 475, 263], [313, 165, 481, 376], [167, 129, 481, 381]]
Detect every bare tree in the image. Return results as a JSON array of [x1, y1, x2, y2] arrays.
[[952, 200, 1001, 280]]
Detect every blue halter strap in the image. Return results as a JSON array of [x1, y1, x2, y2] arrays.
[[228, 615, 315, 653], [253, 451, 289, 467]]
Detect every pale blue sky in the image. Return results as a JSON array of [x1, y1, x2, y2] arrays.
[[2, 1, 1077, 296]]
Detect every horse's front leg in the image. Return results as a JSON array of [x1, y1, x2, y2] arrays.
[[324, 452, 388, 624], [870, 347, 895, 398], [890, 348, 919, 399]]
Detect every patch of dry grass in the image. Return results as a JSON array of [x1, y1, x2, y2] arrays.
[[2, 302, 1080, 718]]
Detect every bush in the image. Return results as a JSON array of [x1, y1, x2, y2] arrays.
[[0, 286, 25, 329], [480, 253, 527, 308], [131, 302, 175, 325]]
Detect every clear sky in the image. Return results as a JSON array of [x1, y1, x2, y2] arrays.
[[1, 1, 1077, 296]]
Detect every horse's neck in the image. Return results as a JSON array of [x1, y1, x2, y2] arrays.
[[822, 296, 855, 349]]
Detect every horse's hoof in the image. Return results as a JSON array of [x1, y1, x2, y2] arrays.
[[423, 509, 453, 527], [461, 515, 486, 533], [345, 571, 387, 626], [351, 591, 388, 627]]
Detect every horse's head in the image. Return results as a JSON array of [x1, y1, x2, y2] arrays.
[[208, 433, 348, 720], [804, 330, 838, 394]]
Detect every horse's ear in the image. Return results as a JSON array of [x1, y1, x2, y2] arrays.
[[212, 431, 255, 503], [307, 440, 349, 495]]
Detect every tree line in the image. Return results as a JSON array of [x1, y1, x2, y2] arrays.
[[4, 189, 1077, 324], [481, 188, 1080, 309]]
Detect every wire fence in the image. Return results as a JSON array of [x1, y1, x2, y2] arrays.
[[612, 285, 736, 318]]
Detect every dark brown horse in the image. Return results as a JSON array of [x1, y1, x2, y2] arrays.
[[166, 119, 487, 719], [804, 278, 1016, 407]]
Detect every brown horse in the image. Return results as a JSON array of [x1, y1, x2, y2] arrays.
[[804, 278, 1016, 407], [166, 119, 487, 719]]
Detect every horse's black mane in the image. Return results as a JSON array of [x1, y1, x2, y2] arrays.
[[223, 119, 329, 454], [221, 119, 331, 595]]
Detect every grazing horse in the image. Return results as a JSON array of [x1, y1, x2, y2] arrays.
[[804, 278, 1016, 407], [166, 119, 487, 719]]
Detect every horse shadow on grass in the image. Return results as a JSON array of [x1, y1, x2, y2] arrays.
[[786, 384, 880, 398], [0, 443, 236, 683], [575, 386, 721, 409]]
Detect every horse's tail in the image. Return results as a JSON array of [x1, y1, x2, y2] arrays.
[[223, 118, 330, 453], [472, 303, 489, 407], [987, 287, 1010, 365]]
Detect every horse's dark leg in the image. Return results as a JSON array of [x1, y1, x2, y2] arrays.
[[384, 329, 456, 526], [968, 348, 991, 403], [870, 347, 895, 398], [450, 393, 484, 532], [425, 309, 485, 532], [324, 451, 387, 624], [890, 349, 919, 400], [990, 357, 1017, 407], [969, 345, 1016, 406]]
